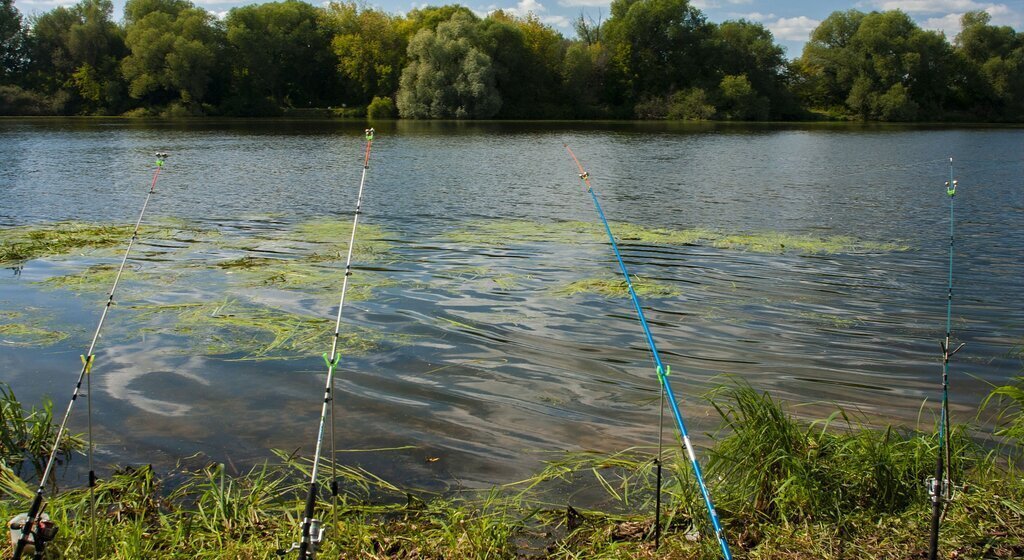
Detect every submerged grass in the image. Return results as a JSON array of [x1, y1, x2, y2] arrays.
[[554, 276, 681, 298], [127, 300, 384, 360], [1, 380, 1020, 559], [0, 221, 201, 264], [445, 219, 908, 254]]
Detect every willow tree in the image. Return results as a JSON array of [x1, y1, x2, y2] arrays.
[[121, 0, 224, 111], [396, 11, 500, 119]]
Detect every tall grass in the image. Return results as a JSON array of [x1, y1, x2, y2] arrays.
[[0, 383, 83, 482], [0, 380, 1020, 559]]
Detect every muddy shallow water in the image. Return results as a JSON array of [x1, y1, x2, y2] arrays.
[[1, 119, 1022, 490]]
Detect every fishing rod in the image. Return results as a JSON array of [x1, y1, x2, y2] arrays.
[[281, 128, 374, 560], [564, 145, 732, 559], [928, 157, 963, 560], [11, 153, 171, 560]]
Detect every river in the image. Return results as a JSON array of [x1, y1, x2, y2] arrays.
[[1, 118, 1021, 489]]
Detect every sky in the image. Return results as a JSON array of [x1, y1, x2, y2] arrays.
[[11, 0, 1024, 57]]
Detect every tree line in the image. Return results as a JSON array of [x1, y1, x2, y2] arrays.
[[1, 0, 1021, 120]]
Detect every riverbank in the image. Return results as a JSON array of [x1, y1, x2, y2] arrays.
[[2, 381, 1021, 559]]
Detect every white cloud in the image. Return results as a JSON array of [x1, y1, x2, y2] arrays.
[[542, 14, 571, 27], [691, 0, 718, 9], [14, 0, 76, 11], [876, 0, 987, 13], [766, 16, 822, 42], [922, 13, 963, 36], [737, 12, 776, 21], [508, 0, 546, 15], [556, 0, 610, 7]]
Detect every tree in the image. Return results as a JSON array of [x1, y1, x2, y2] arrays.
[[122, 0, 224, 111], [479, 11, 565, 118], [17, 0, 126, 113], [323, 2, 406, 105], [225, 0, 334, 113], [954, 11, 1024, 119], [396, 12, 500, 119], [797, 9, 956, 120], [602, 0, 711, 104], [1, 0, 23, 81], [708, 20, 795, 118]]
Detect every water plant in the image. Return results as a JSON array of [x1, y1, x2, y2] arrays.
[[0, 383, 83, 482], [0, 221, 199, 264], [444, 219, 908, 255], [126, 300, 384, 360], [554, 276, 680, 298]]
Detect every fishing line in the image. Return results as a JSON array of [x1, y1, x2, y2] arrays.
[[12, 153, 170, 560], [564, 145, 732, 559], [928, 157, 964, 560], [287, 128, 374, 560]]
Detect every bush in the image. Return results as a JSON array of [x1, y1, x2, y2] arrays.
[[668, 88, 716, 120], [633, 95, 669, 119], [0, 85, 57, 116], [367, 96, 397, 119]]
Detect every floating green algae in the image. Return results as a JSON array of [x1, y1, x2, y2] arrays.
[[444, 219, 908, 254], [0, 221, 204, 264], [444, 220, 602, 246], [710, 232, 906, 254], [0, 322, 69, 347], [290, 220, 393, 262], [554, 276, 680, 298], [437, 267, 534, 291], [127, 300, 383, 360]]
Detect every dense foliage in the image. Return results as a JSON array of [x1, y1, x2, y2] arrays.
[[0, 0, 1021, 120]]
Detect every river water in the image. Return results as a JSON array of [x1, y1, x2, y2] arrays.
[[1, 119, 1022, 489]]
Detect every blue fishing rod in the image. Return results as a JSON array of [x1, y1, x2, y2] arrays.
[[565, 145, 732, 559], [928, 157, 963, 560], [280, 129, 374, 560], [12, 153, 170, 560]]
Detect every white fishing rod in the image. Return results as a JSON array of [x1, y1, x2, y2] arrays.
[[282, 129, 374, 560], [12, 153, 170, 560]]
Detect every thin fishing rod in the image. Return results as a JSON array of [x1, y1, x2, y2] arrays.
[[928, 157, 963, 560], [293, 129, 374, 560], [564, 145, 732, 560], [13, 153, 170, 560]]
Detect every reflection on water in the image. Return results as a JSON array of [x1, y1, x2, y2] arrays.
[[1, 119, 1022, 489]]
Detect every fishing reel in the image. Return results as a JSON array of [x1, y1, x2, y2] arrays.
[[925, 477, 955, 503], [9, 513, 58, 559], [277, 518, 325, 559]]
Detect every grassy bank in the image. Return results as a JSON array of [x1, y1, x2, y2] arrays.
[[1, 379, 1022, 559]]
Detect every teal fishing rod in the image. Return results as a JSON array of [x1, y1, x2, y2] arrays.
[[928, 157, 963, 560], [12, 153, 170, 560], [282, 129, 374, 560], [565, 145, 732, 559]]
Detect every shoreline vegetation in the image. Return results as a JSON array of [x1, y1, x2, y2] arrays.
[[1, 379, 1022, 559], [1, 0, 1022, 122]]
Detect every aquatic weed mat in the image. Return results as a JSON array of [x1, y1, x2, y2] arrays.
[[0, 220, 210, 264], [0, 310, 69, 347], [123, 300, 388, 361], [444, 219, 908, 254]]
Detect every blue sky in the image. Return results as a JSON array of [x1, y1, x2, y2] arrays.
[[12, 0, 1024, 57]]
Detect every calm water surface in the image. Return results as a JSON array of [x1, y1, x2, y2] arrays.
[[1, 119, 1022, 489]]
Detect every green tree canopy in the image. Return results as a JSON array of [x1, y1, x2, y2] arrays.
[[603, 0, 711, 103], [396, 11, 500, 119], [323, 1, 405, 105], [225, 0, 333, 113], [122, 0, 224, 110], [797, 9, 956, 120], [1, 0, 23, 80]]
